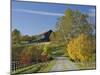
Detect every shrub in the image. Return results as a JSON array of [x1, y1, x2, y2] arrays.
[[67, 33, 95, 62], [41, 45, 52, 62], [20, 46, 42, 64], [12, 46, 25, 61]]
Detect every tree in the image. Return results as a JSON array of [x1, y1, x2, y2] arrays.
[[55, 9, 73, 42], [12, 29, 21, 44], [22, 35, 36, 42], [55, 9, 93, 44], [67, 33, 96, 62], [22, 35, 30, 41]]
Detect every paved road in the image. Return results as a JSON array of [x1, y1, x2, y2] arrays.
[[50, 57, 79, 72], [14, 42, 51, 47], [24, 42, 50, 46]]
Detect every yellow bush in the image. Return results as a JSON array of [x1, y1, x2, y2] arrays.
[[67, 33, 95, 62]]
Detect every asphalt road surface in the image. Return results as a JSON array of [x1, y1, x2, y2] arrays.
[[50, 57, 79, 72]]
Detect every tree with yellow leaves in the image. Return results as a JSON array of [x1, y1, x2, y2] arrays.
[[67, 33, 95, 62]]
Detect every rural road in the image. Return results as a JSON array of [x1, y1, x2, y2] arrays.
[[50, 57, 79, 72]]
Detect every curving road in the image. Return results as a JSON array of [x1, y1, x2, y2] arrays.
[[50, 57, 79, 72]]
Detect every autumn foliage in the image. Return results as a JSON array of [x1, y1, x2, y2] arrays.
[[67, 33, 95, 62], [19, 44, 53, 64], [19, 46, 40, 64]]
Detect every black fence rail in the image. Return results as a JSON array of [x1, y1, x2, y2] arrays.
[[11, 61, 34, 71]]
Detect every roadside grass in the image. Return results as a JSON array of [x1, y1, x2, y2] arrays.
[[11, 64, 41, 75], [76, 62, 96, 70], [20, 64, 41, 74], [38, 60, 56, 72], [66, 56, 96, 70], [11, 60, 56, 75], [11, 64, 36, 75], [75, 54, 96, 70], [68, 58, 96, 70], [52, 50, 64, 56]]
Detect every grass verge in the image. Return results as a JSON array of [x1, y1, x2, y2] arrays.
[[11, 64, 41, 75], [38, 60, 56, 72], [11, 60, 56, 75], [76, 62, 96, 70]]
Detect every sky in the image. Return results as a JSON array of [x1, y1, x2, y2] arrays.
[[12, 0, 96, 35]]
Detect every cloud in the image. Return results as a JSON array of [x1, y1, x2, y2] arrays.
[[13, 9, 64, 16]]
